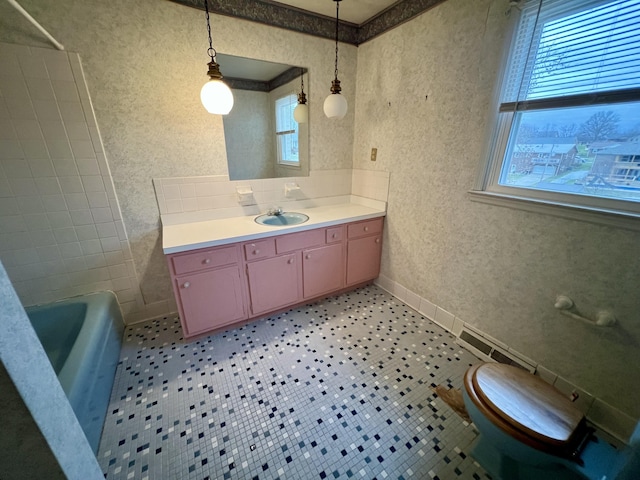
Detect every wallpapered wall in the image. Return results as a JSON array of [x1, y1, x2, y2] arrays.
[[1, 0, 638, 419], [352, 0, 640, 418], [0, 0, 357, 315]]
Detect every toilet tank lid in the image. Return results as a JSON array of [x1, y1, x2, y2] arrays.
[[473, 363, 585, 444]]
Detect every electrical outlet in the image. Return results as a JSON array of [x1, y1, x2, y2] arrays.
[[370, 147, 377, 161]]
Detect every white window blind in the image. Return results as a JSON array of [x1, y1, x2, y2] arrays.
[[502, 0, 640, 108]]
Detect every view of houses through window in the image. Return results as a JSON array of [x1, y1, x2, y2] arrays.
[[501, 102, 640, 202]]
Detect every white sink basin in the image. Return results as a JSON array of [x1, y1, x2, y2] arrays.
[[255, 212, 309, 226]]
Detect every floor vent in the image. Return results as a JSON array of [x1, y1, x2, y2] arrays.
[[456, 328, 535, 373]]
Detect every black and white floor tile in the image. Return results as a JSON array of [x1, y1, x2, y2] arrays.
[[98, 285, 490, 480]]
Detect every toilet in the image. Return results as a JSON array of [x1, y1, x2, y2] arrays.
[[462, 362, 638, 480]]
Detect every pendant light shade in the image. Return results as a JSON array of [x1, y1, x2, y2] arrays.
[[324, 0, 346, 119], [201, 63, 234, 115], [293, 69, 308, 123], [201, 0, 233, 115], [323, 82, 347, 119], [293, 102, 308, 123]]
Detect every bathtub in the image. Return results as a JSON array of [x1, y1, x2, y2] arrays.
[[25, 291, 124, 454]]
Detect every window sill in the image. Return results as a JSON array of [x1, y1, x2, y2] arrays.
[[467, 190, 640, 232]]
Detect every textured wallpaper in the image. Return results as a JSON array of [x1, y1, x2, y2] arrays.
[[353, 0, 640, 418], [0, 0, 357, 307]]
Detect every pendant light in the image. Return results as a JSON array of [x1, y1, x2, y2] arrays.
[[200, 0, 234, 115], [293, 68, 308, 124], [323, 0, 347, 119]]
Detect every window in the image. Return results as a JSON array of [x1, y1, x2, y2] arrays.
[[275, 94, 299, 166], [476, 0, 640, 218]]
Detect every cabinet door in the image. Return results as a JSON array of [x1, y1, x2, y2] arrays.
[[246, 253, 300, 315], [346, 235, 382, 286], [176, 265, 246, 336], [303, 243, 344, 299]]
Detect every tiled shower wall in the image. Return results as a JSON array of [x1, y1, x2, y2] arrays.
[[0, 43, 143, 318]]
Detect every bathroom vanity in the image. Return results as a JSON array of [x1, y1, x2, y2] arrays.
[[162, 203, 385, 337]]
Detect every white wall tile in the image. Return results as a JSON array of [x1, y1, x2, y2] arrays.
[[53, 227, 78, 244], [404, 289, 421, 310], [76, 158, 100, 175], [75, 224, 98, 241], [587, 399, 637, 443], [34, 177, 61, 195], [17, 196, 45, 214], [21, 138, 49, 159], [418, 298, 437, 320], [23, 213, 50, 231], [0, 45, 135, 320], [81, 175, 104, 192], [96, 222, 117, 238], [58, 176, 84, 194], [64, 193, 89, 210], [29, 229, 56, 247], [12, 119, 42, 140], [434, 307, 455, 331], [25, 76, 55, 101], [33, 100, 61, 122], [91, 207, 112, 223], [47, 211, 72, 228], [42, 194, 67, 212], [36, 245, 61, 262], [86, 191, 109, 208], [452, 317, 464, 337], [27, 159, 54, 177], [51, 80, 79, 102], [58, 242, 82, 259], [3, 159, 32, 178]]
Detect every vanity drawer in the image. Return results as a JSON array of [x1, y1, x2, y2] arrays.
[[171, 245, 239, 275], [326, 226, 343, 244], [347, 218, 383, 239], [244, 238, 276, 261], [276, 229, 325, 253]]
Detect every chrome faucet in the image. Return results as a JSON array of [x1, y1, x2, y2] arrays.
[[266, 206, 283, 216]]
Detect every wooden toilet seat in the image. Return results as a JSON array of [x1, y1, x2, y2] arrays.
[[464, 362, 591, 460]]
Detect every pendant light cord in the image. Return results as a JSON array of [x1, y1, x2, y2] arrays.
[[204, 0, 216, 61], [333, 0, 340, 81]]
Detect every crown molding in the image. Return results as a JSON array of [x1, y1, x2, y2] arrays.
[[170, 0, 447, 46]]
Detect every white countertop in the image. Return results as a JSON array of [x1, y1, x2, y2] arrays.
[[162, 201, 386, 254]]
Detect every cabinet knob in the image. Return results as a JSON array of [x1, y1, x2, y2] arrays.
[[253, 249, 260, 255], [204, 258, 211, 264], [364, 226, 369, 232], [332, 233, 337, 238], [375, 238, 381, 244], [305, 254, 311, 259], [183, 281, 191, 288], [287, 258, 294, 264]]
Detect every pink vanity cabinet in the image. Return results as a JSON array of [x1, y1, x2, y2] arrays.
[[346, 218, 383, 286], [167, 245, 247, 337], [167, 217, 384, 338]]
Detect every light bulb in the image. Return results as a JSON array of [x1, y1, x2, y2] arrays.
[[293, 103, 308, 123], [323, 93, 347, 119], [200, 79, 234, 115]]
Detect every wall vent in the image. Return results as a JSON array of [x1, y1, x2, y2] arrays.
[[456, 328, 535, 373]]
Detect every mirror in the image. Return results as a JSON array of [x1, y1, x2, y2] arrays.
[[219, 54, 309, 181]]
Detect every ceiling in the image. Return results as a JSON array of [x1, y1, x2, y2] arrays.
[[272, 0, 400, 26], [171, 0, 447, 45]]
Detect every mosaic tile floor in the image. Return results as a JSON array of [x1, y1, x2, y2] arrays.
[[98, 285, 490, 480]]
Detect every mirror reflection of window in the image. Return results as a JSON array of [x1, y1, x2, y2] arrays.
[[275, 94, 299, 166]]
